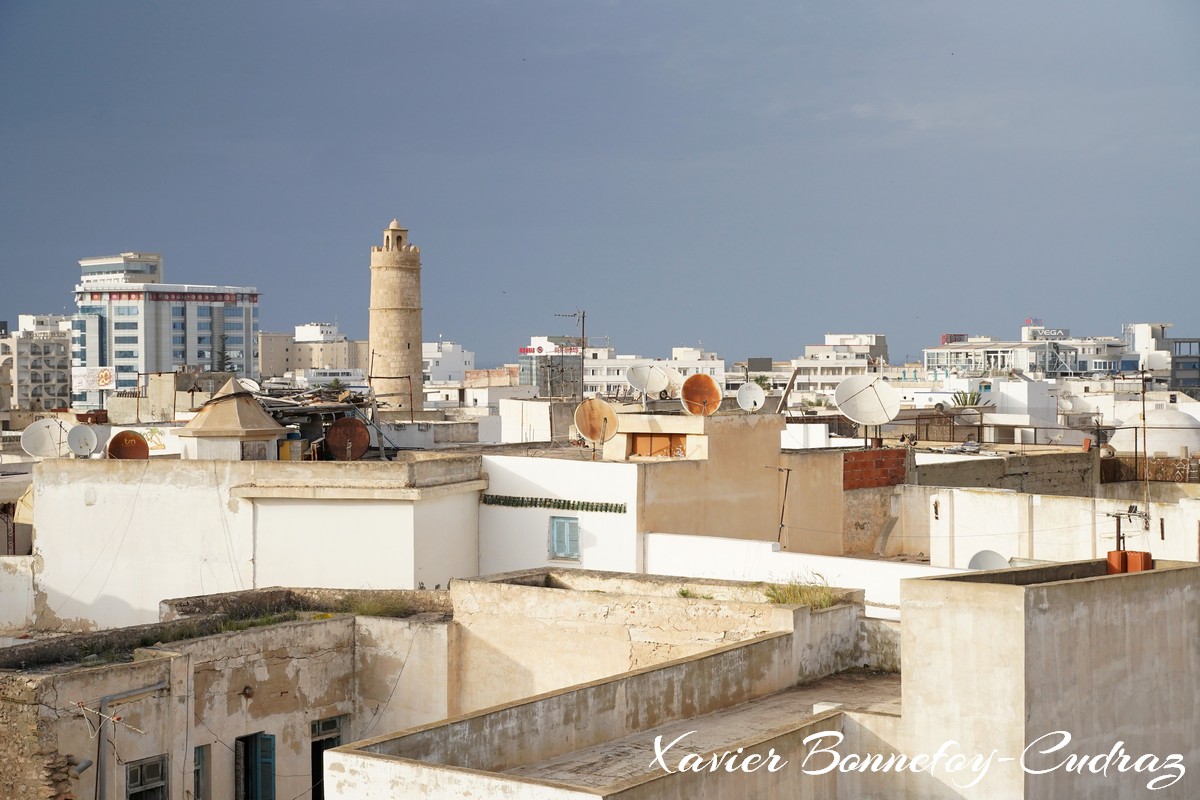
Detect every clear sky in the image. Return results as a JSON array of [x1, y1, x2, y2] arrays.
[[2, 2, 1197, 367]]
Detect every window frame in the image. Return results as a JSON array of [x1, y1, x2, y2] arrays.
[[548, 516, 581, 562]]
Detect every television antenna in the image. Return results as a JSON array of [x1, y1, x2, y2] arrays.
[[834, 375, 901, 447], [554, 309, 586, 400]]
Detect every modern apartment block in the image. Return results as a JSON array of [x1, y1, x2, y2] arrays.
[[70, 252, 260, 407], [0, 315, 71, 410]]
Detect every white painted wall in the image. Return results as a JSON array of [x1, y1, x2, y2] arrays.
[[0, 556, 35, 629], [499, 398, 552, 443], [480, 456, 641, 574], [254, 499, 416, 588], [781, 423, 830, 449], [928, 488, 1200, 568], [31, 460, 483, 629], [414, 491, 480, 589], [643, 532, 962, 619], [34, 461, 255, 628]]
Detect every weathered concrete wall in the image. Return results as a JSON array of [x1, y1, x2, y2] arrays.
[[449, 573, 803, 713], [167, 617, 357, 800], [638, 414, 785, 541], [363, 633, 797, 770], [3, 656, 185, 800], [898, 575, 1029, 798], [353, 614, 451, 740], [842, 486, 893, 554], [605, 712, 843, 800], [915, 450, 1098, 497], [0, 555, 35, 629], [1021, 564, 1200, 798]]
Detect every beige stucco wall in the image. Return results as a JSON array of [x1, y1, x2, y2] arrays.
[[781, 448, 844, 554], [352, 615, 452, 739], [449, 573, 803, 713], [638, 414, 785, 541]]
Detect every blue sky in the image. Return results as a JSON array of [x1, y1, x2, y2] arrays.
[[2, 2, 1197, 367]]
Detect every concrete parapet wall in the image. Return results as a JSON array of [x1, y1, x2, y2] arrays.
[[915, 450, 1097, 496], [362, 632, 797, 771]]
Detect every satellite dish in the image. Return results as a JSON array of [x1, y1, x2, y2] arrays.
[[20, 419, 73, 455], [737, 382, 766, 413], [574, 397, 619, 443], [237, 378, 261, 393], [968, 549, 1011, 571], [327, 417, 370, 460], [680, 374, 722, 416], [835, 376, 901, 426], [661, 366, 686, 399], [1091, 372, 1104, 381], [625, 364, 669, 396], [20, 419, 73, 458], [108, 430, 150, 459], [67, 425, 99, 457]]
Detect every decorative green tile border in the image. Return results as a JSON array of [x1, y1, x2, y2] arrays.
[[481, 494, 627, 514]]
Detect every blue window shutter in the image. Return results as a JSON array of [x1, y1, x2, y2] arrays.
[[255, 733, 276, 800], [567, 519, 580, 558]]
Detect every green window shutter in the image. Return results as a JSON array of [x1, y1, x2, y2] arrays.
[[255, 733, 275, 800]]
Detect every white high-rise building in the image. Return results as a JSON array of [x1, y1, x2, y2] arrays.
[[71, 252, 260, 408]]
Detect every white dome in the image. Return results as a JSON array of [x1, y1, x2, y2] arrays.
[[1109, 407, 1200, 455]]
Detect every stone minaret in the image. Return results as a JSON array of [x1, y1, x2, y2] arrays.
[[369, 219, 423, 410]]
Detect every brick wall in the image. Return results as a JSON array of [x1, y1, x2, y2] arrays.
[[0, 674, 70, 799], [842, 448, 906, 490]]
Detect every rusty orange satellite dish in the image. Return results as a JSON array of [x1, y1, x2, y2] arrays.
[[680, 373, 722, 416], [108, 430, 150, 459], [574, 397, 619, 443]]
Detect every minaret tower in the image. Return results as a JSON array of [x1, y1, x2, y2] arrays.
[[368, 219, 423, 411]]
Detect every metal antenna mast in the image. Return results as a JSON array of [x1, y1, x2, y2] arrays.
[[555, 310, 586, 399]]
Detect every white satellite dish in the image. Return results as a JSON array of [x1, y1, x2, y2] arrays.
[[626, 363, 669, 397], [20, 419, 74, 458], [834, 376, 901, 426], [661, 366, 686, 399], [237, 378, 262, 393], [968, 549, 1011, 571], [66, 425, 99, 457], [737, 382, 766, 413]]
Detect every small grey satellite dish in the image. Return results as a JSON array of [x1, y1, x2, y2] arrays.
[[66, 425, 99, 457], [237, 378, 262, 393], [834, 376, 901, 426], [968, 549, 1011, 571], [736, 382, 766, 413], [20, 419, 73, 458]]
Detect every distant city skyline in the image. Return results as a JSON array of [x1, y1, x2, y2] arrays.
[[2, 2, 1197, 368]]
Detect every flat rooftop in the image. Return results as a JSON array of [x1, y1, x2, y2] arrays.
[[505, 669, 899, 790]]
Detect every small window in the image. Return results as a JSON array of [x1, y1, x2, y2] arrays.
[[549, 516, 580, 561], [194, 745, 212, 800], [127, 754, 168, 800]]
